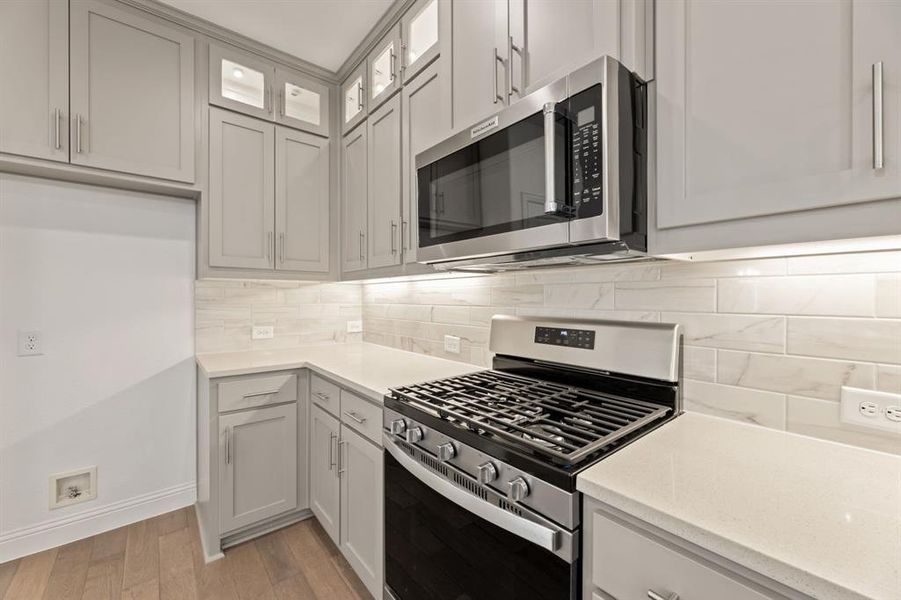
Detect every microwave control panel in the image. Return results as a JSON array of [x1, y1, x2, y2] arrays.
[[570, 85, 603, 217]]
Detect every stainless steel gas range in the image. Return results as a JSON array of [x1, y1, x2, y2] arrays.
[[382, 315, 682, 600]]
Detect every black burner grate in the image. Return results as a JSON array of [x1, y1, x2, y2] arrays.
[[389, 370, 670, 464]]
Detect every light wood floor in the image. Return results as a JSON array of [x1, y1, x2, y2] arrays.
[[0, 508, 371, 600]]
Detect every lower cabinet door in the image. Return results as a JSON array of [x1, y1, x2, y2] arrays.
[[219, 403, 297, 534], [310, 403, 341, 544], [339, 425, 384, 600]]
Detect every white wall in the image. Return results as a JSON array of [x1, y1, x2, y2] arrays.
[[0, 174, 196, 562]]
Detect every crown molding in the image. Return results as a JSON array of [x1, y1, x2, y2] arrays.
[[115, 0, 339, 84], [335, 0, 416, 82]]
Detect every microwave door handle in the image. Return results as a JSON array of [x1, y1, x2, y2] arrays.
[[543, 102, 559, 214], [384, 433, 560, 553]]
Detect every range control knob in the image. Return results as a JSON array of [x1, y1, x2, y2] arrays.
[[405, 427, 423, 444], [507, 477, 530, 502], [389, 419, 406, 435], [436, 442, 455, 462], [476, 462, 498, 485]]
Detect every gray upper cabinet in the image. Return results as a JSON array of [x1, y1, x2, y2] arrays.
[[367, 93, 403, 269], [400, 0, 444, 84], [209, 108, 275, 270], [342, 63, 368, 135], [342, 125, 368, 273], [275, 67, 330, 137], [0, 0, 68, 163], [339, 424, 384, 600], [275, 127, 330, 273], [656, 0, 901, 231], [70, 0, 195, 183], [401, 59, 451, 264], [310, 403, 340, 545], [367, 24, 403, 112], [219, 403, 298, 534], [209, 44, 275, 122], [451, 0, 508, 130]]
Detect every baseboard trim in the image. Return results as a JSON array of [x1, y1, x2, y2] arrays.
[[0, 482, 196, 563]]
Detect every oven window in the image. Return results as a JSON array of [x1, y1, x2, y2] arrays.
[[385, 451, 577, 600], [417, 109, 571, 249]]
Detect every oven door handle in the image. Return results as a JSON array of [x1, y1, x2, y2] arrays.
[[384, 434, 560, 552]]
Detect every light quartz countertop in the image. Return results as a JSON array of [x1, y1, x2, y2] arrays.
[[577, 412, 901, 600], [195, 342, 481, 402]]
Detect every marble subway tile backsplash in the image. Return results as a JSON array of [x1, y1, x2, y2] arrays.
[[362, 251, 901, 455], [196, 280, 362, 353]]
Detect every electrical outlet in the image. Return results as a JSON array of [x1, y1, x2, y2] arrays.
[[17, 330, 42, 356], [840, 387, 901, 433], [347, 320, 363, 333], [444, 335, 461, 354], [252, 325, 274, 340]]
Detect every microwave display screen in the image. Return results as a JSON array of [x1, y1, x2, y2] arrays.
[[577, 106, 595, 127]]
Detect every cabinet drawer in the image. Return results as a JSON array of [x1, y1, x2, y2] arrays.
[[218, 372, 297, 413], [340, 390, 382, 445], [592, 512, 775, 600], [311, 374, 340, 416]]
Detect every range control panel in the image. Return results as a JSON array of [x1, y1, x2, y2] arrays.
[[534, 326, 596, 349]]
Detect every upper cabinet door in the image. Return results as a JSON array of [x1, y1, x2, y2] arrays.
[[401, 0, 444, 84], [209, 108, 275, 270], [210, 44, 275, 122], [342, 63, 367, 135], [656, 0, 901, 229], [368, 24, 402, 111], [0, 0, 68, 163], [275, 127, 330, 273], [275, 67, 330, 137], [451, 0, 508, 129], [402, 59, 451, 264], [367, 93, 402, 269], [69, 1, 195, 182], [342, 126, 368, 273]]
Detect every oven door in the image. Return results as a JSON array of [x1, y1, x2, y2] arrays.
[[415, 80, 573, 264], [384, 435, 577, 600]]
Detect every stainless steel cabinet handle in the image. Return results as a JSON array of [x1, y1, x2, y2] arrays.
[[314, 391, 330, 401], [401, 220, 408, 251], [509, 36, 524, 98], [328, 432, 337, 470], [647, 591, 679, 600], [390, 47, 397, 82], [390, 220, 398, 254], [400, 42, 408, 71], [542, 103, 558, 214], [225, 427, 232, 465], [873, 61, 884, 170], [338, 440, 348, 475], [357, 81, 364, 110], [278, 232, 285, 264], [74, 115, 83, 154], [267, 231, 273, 264], [266, 85, 272, 114], [493, 48, 505, 104], [242, 389, 279, 399], [53, 108, 62, 150], [279, 88, 285, 117], [343, 410, 367, 424], [359, 230, 365, 261]]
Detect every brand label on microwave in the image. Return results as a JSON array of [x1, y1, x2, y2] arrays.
[[470, 116, 499, 139]]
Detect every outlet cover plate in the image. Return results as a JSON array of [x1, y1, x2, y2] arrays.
[[252, 326, 274, 340], [840, 387, 901, 433], [444, 335, 461, 354], [347, 320, 363, 333], [50, 466, 97, 509], [17, 330, 42, 356]]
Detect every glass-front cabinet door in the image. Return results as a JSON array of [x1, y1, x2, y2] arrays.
[[342, 63, 367, 134], [401, 0, 442, 83], [209, 44, 274, 121], [367, 24, 401, 111], [275, 67, 329, 137]]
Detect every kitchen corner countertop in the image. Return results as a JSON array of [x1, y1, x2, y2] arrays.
[[577, 412, 901, 600], [195, 342, 481, 402]]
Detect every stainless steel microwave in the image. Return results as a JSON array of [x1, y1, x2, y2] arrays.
[[415, 56, 649, 272]]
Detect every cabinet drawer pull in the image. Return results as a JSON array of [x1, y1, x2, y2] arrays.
[[328, 432, 337, 470], [313, 391, 331, 401], [242, 389, 279, 399], [647, 591, 679, 600], [873, 61, 884, 170], [343, 410, 367, 424]]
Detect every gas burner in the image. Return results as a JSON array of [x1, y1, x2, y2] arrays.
[[521, 424, 567, 450]]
